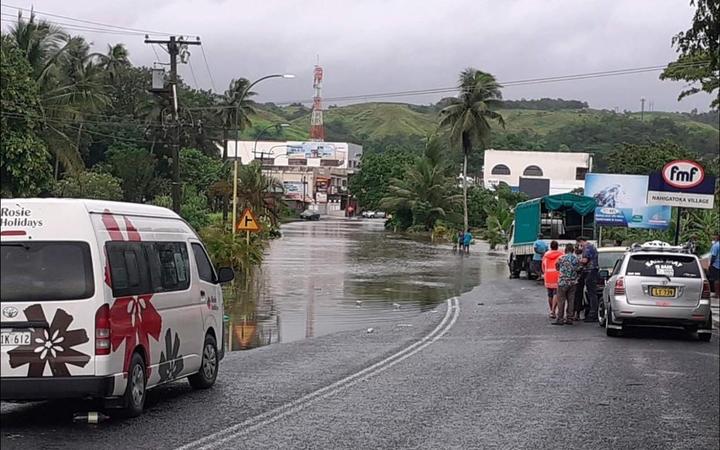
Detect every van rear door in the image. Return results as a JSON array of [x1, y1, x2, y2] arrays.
[[1, 240, 97, 377]]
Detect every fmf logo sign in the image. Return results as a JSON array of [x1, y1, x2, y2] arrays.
[[647, 160, 715, 210], [662, 160, 704, 189]]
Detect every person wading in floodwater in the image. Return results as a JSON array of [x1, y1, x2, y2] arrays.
[[541, 240, 564, 320], [463, 229, 473, 255]]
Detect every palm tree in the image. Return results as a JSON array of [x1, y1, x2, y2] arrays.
[[8, 12, 108, 176], [217, 78, 257, 161], [94, 43, 130, 82], [380, 136, 460, 230], [235, 162, 285, 227], [439, 68, 505, 231]]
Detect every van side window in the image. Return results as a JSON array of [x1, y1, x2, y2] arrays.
[[153, 242, 190, 291], [106, 242, 151, 297], [191, 243, 216, 283]]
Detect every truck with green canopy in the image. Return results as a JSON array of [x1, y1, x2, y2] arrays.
[[508, 193, 597, 278]]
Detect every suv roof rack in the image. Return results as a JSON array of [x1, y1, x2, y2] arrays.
[[629, 240, 692, 254]]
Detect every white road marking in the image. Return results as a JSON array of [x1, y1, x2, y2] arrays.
[[177, 297, 461, 450]]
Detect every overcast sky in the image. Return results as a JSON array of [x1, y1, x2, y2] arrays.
[[1, 0, 713, 112]]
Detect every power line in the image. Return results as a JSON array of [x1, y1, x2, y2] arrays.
[[187, 59, 201, 90], [187, 62, 706, 110], [199, 45, 217, 92], [2, 4, 187, 37], [0, 16, 149, 36]]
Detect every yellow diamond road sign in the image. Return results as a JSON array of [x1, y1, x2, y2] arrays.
[[237, 208, 261, 232]]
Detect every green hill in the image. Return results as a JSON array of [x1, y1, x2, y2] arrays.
[[241, 101, 719, 159]]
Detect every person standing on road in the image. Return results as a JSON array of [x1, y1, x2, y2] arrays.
[[542, 240, 563, 319], [710, 234, 720, 298], [553, 244, 580, 325], [577, 236, 599, 322], [532, 234, 548, 279], [573, 245, 586, 321], [463, 229, 473, 255]]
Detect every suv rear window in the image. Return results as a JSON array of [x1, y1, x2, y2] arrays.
[[626, 254, 701, 278], [1, 242, 94, 302]]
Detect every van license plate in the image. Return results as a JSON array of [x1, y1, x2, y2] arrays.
[[0, 330, 31, 346], [650, 287, 676, 297]]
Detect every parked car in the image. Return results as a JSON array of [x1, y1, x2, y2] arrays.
[[373, 211, 387, 219], [599, 240, 712, 341], [361, 210, 376, 218], [0, 199, 235, 416], [595, 246, 628, 293], [300, 209, 320, 221]]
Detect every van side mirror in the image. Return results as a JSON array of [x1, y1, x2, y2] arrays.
[[216, 267, 235, 284], [598, 269, 610, 280]]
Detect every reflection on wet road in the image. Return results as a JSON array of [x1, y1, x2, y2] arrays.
[[224, 219, 507, 350]]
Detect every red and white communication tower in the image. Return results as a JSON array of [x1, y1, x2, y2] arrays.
[[310, 64, 325, 141]]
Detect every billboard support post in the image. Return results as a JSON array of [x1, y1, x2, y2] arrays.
[[673, 207, 683, 245]]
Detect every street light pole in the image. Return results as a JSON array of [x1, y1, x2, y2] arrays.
[[231, 74, 294, 236]]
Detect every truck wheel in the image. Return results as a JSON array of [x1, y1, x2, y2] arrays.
[[119, 352, 146, 417], [509, 256, 521, 279], [189, 334, 219, 389]]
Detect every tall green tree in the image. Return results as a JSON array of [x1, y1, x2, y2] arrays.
[[349, 149, 415, 210], [660, 0, 719, 108], [0, 34, 52, 197], [380, 137, 460, 230], [605, 140, 694, 175], [439, 68, 505, 231], [217, 78, 257, 161], [106, 143, 156, 202]]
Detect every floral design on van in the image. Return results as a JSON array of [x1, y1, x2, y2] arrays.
[[158, 329, 184, 382], [8, 305, 90, 377], [101, 210, 162, 376]]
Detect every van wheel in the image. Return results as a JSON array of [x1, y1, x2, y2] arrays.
[[189, 335, 218, 389], [120, 352, 146, 417], [698, 332, 712, 342]]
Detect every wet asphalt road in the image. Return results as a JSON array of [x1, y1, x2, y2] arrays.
[[2, 278, 718, 449]]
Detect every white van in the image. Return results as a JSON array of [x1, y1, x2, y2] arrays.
[[0, 199, 234, 416]]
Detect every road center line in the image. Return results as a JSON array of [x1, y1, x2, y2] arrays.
[[177, 297, 460, 450]]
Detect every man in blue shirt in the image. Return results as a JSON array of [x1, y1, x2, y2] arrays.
[[710, 234, 720, 298], [532, 234, 547, 279], [577, 236, 599, 322]]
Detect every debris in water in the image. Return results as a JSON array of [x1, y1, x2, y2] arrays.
[[397, 323, 413, 327], [73, 412, 109, 424], [477, 302, 484, 306], [392, 302, 401, 310], [366, 328, 374, 333]]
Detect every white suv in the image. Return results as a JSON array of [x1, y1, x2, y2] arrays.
[[599, 241, 713, 341]]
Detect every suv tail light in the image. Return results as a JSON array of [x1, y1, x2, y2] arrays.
[[614, 276, 625, 295], [701, 280, 711, 299], [95, 304, 111, 356]]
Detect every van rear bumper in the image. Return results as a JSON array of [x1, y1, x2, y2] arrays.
[[1, 376, 115, 401]]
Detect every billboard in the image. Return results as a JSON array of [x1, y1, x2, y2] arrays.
[[647, 160, 716, 209], [282, 181, 305, 200], [584, 173, 671, 229], [286, 142, 343, 159]]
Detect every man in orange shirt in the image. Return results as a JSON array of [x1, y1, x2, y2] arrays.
[[541, 240, 564, 320]]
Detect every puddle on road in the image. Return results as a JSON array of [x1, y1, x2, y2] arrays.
[[223, 219, 507, 351]]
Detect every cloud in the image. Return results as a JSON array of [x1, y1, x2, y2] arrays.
[[3, 0, 713, 111]]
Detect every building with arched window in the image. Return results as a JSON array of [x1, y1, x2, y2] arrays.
[[483, 150, 593, 197]]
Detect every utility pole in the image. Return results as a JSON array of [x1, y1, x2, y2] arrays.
[[145, 36, 201, 213], [640, 97, 645, 121]]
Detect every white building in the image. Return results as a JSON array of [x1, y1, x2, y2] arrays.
[[482, 149, 593, 196], [224, 140, 363, 213]]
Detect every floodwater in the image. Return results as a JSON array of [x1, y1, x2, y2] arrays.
[[223, 219, 507, 351]]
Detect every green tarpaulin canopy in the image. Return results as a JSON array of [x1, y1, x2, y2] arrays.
[[541, 193, 596, 216]]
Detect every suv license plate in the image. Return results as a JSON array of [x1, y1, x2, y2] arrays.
[[650, 287, 676, 297], [0, 330, 32, 346]]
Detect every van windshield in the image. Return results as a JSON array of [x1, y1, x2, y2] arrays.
[[0, 241, 94, 302], [626, 254, 701, 279]]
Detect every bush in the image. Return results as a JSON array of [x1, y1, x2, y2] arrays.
[[152, 188, 210, 231], [54, 170, 123, 200]]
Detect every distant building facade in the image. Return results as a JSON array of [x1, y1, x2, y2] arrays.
[[482, 149, 593, 197], [225, 140, 363, 213]]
